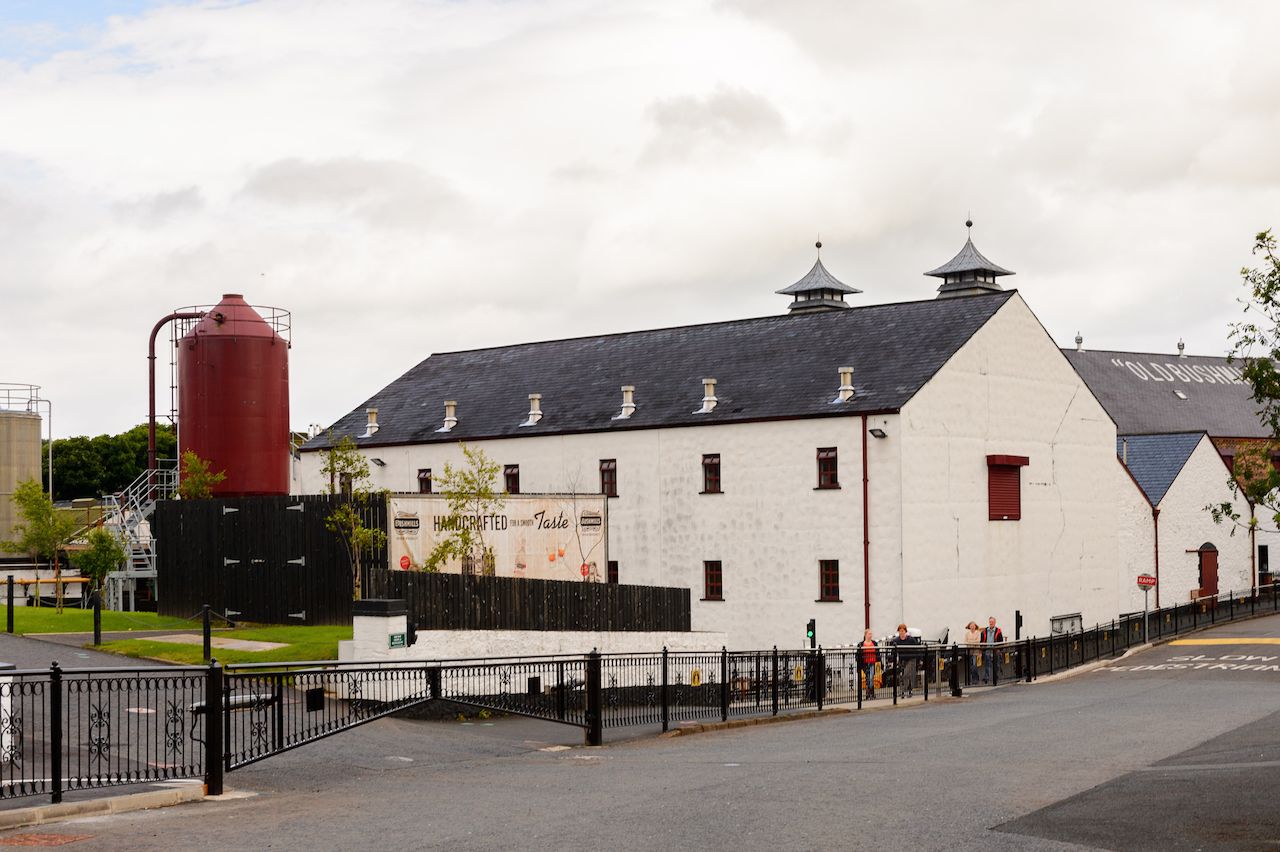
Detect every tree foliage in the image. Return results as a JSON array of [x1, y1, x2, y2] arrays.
[[1212, 230, 1280, 532], [46, 423, 176, 501], [424, 443, 506, 574], [320, 435, 387, 600], [177, 450, 226, 500], [73, 527, 127, 592], [1, 479, 79, 610]]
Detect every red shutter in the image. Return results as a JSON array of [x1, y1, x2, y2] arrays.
[[988, 465, 1021, 520]]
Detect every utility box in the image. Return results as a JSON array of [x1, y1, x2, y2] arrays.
[[351, 599, 409, 656]]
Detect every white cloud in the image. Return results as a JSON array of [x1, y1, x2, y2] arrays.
[[1, 0, 1279, 438]]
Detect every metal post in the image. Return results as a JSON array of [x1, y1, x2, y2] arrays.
[[205, 661, 224, 796], [555, 662, 565, 721], [1230, 589, 1235, 621], [720, 647, 729, 722], [1142, 588, 1149, 644], [950, 644, 961, 697], [273, 674, 284, 752], [50, 661, 63, 804], [1025, 638, 1032, 683], [771, 646, 779, 716], [202, 605, 212, 664], [1048, 635, 1055, 676], [585, 650, 602, 746], [923, 648, 929, 701], [92, 590, 101, 646], [660, 648, 669, 732], [816, 649, 825, 710], [5, 576, 12, 633], [993, 645, 1000, 687]]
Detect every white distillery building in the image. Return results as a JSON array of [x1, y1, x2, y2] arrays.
[[1066, 345, 1274, 611], [299, 232, 1143, 650]]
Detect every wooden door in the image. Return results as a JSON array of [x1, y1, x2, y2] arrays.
[[1198, 546, 1219, 597]]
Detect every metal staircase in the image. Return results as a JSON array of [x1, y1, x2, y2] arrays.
[[101, 459, 179, 610]]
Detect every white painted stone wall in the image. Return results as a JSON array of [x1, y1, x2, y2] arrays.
[[340, 625, 729, 662], [300, 417, 879, 650], [1114, 460, 1157, 616], [897, 294, 1121, 640], [1153, 436, 1252, 605]]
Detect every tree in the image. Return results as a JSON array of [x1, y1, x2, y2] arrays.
[[424, 443, 506, 574], [177, 450, 226, 500], [45, 423, 176, 501], [73, 527, 127, 593], [1, 479, 79, 611], [321, 435, 387, 600], [1213, 230, 1280, 533]]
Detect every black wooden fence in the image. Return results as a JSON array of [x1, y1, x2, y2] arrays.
[[154, 494, 385, 626], [364, 569, 690, 632]]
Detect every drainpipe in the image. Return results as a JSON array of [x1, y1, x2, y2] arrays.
[[1251, 505, 1257, 591], [148, 311, 210, 471], [862, 414, 871, 630], [1152, 507, 1161, 608]]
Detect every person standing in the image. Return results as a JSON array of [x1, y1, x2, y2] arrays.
[[964, 620, 982, 685], [858, 629, 879, 700], [981, 616, 1004, 684], [891, 623, 922, 697]]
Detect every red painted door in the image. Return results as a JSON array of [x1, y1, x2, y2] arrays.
[[1199, 547, 1219, 597]]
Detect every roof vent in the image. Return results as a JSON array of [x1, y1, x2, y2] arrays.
[[358, 408, 379, 438], [694, 378, 718, 414], [520, 393, 543, 427], [1075, 332, 1084, 352], [1177, 338, 1186, 358], [926, 219, 1014, 299], [435, 400, 458, 433], [613, 385, 636, 420], [834, 366, 855, 403]]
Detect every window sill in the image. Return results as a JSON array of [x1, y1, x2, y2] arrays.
[[699, 490, 723, 495], [815, 598, 842, 603], [814, 485, 841, 491], [988, 517, 1021, 522], [701, 597, 724, 602]]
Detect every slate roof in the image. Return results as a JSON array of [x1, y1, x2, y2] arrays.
[[1064, 349, 1268, 438], [304, 290, 1017, 450], [1117, 432, 1205, 505], [923, 237, 1015, 278], [775, 258, 862, 295]]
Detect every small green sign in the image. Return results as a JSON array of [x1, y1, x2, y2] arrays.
[[389, 632, 407, 649]]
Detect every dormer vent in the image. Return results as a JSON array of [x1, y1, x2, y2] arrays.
[[1075, 332, 1084, 352], [834, 366, 855, 403], [1177, 339, 1186, 358], [776, 241, 861, 314], [435, 400, 458, 433], [694, 378, 718, 414], [613, 385, 636, 420], [925, 219, 1014, 299], [358, 408, 379, 438], [521, 393, 543, 427]]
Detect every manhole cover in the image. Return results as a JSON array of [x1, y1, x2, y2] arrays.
[[0, 835, 93, 847]]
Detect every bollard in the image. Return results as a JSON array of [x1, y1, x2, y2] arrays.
[[584, 650, 602, 746], [7, 575, 14, 633], [205, 661, 224, 796], [202, 604, 212, 664], [720, 647, 729, 722], [950, 644, 962, 697], [771, 646, 779, 716], [661, 647, 669, 732], [92, 590, 101, 646], [50, 662, 63, 804]]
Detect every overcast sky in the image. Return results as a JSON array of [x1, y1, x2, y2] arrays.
[[3, 0, 1279, 439]]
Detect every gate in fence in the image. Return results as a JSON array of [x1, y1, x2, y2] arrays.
[[2, 583, 1278, 805]]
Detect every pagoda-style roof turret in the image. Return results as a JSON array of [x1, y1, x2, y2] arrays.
[[777, 242, 862, 313], [925, 220, 1014, 298]]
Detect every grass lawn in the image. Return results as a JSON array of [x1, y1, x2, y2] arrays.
[[0, 606, 193, 635], [97, 624, 353, 665]]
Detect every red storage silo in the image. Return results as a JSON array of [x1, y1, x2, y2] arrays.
[[178, 294, 290, 496]]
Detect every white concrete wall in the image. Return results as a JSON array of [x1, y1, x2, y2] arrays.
[[299, 417, 881, 650], [898, 294, 1121, 640], [1154, 436, 1252, 605], [1114, 460, 1157, 616], [340, 627, 729, 662]]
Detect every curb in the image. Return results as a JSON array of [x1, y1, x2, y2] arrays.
[[0, 783, 207, 831], [659, 706, 854, 737]]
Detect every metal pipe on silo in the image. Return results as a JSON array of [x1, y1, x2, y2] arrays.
[[148, 311, 208, 472]]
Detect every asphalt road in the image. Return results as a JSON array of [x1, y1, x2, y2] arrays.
[[6, 615, 1280, 850]]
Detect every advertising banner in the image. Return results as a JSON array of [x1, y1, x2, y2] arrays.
[[388, 493, 608, 582]]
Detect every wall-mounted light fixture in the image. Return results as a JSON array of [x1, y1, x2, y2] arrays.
[[371, 457, 386, 467], [868, 428, 887, 439]]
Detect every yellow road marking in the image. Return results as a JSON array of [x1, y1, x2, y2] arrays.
[[1168, 638, 1280, 646]]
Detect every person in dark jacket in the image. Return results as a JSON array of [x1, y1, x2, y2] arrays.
[[890, 623, 922, 697], [858, 628, 879, 699], [981, 616, 1004, 683]]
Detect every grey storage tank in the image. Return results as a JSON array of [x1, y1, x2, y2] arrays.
[[0, 385, 43, 560]]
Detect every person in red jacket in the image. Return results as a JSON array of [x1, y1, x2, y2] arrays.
[[858, 628, 879, 700], [981, 616, 1004, 683]]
